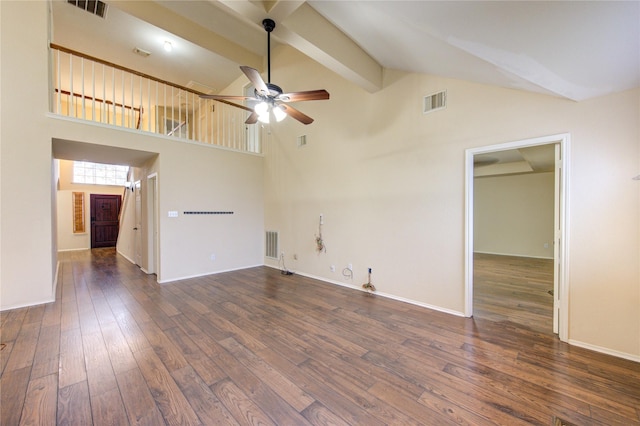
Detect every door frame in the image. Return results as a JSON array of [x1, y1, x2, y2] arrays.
[[464, 133, 570, 342], [147, 173, 159, 277], [134, 181, 142, 266]]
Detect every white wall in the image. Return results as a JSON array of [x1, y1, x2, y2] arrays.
[[0, 1, 264, 309], [474, 172, 555, 258], [261, 46, 639, 360], [1, 1, 55, 309]]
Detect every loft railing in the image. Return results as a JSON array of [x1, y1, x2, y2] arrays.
[[49, 44, 262, 154]]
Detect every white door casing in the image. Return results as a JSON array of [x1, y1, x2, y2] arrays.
[[465, 133, 570, 342]]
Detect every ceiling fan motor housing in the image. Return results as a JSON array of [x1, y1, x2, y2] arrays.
[[262, 18, 276, 32]]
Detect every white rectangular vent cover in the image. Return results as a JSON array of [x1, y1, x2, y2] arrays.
[[67, 0, 108, 18], [423, 90, 446, 114], [265, 231, 279, 259]]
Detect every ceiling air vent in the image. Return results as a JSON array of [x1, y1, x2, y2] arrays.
[[67, 0, 108, 18], [423, 90, 446, 114]]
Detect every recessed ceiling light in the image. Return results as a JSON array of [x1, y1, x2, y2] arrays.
[[164, 41, 172, 52]]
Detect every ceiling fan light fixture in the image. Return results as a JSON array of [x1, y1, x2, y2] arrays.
[[273, 105, 287, 122], [255, 101, 269, 115], [257, 112, 270, 124]]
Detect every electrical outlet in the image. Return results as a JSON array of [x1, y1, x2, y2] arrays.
[[210, 254, 216, 261], [330, 265, 335, 272], [348, 263, 353, 271]]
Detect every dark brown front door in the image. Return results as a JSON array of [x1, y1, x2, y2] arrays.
[[90, 194, 121, 248]]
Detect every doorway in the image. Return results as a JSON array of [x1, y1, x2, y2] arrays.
[[465, 133, 570, 341], [90, 194, 122, 248]]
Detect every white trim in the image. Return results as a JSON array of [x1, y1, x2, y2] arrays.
[[568, 339, 640, 363], [46, 113, 264, 157], [116, 249, 137, 265], [157, 263, 264, 284], [52, 260, 60, 301], [264, 264, 466, 317], [465, 133, 570, 342], [0, 297, 56, 312], [57, 247, 90, 252], [147, 172, 159, 278], [473, 250, 554, 260]]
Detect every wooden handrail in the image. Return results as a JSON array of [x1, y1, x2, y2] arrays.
[[49, 43, 252, 112], [55, 89, 141, 112]]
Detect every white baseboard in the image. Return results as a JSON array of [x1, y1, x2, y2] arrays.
[[57, 248, 90, 252], [158, 263, 264, 284], [116, 250, 137, 265], [52, 260, 60, 300], [568, 339, 640, 363], [264, 264, 465, 317], [474, 251, 553, 260], [0, 296, 56, 312]]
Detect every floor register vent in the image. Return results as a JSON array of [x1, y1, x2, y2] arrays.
[[265, 231, 279, 259]]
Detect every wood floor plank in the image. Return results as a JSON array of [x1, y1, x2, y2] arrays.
[[171, 365, 240, 425], [115, 368, 166, 426], [137, 319, 189, 373], [19, 373, 58, 426], [219, 336, 316, 412], [58, 327, 86, 389], [212, 339, 311, 425], [133, 346, 201, 425], [30, 324, 61, 380], [210, 378, 277, 426], [0, 366, 31, 426], [90, 387, 129, 426], [57, 381, 93, 426], [4, 321, 40, 373], [163, 323, 227, 386], [300, 401, 350, 426], [99, 320, 138, 375]]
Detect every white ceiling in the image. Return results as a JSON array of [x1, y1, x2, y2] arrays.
[[52, 0, 639, 101]]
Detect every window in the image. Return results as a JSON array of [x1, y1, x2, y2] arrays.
[[73, 161, 129, 186]]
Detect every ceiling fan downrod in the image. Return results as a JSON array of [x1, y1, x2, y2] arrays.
[[262, 18, 275, 83]]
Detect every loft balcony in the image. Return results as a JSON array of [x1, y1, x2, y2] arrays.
[[49, 44, 263, 155]]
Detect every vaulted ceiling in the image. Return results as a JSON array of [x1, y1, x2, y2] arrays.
[[52, 0, 639, 101]]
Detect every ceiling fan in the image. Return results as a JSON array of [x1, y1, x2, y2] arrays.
[[200, 18, 330, 125]]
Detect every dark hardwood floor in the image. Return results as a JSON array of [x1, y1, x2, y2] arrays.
[[1, 248, 639, 425], [473, 253, 554, 333]]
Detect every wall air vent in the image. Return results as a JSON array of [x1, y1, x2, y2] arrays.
[[423, 90, 446, 114], [265, 231, 279, 259], [67, 0, 108, 18]]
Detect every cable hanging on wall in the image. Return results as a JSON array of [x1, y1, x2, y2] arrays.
[[315, 214, 326, 253]]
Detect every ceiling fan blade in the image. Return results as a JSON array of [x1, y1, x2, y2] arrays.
[[199, 94, 255, 101], [245, 112, 258, 124], [240, 66, 269, 96], [280, 104, 314, 125], [278, 90, 330, 102]]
